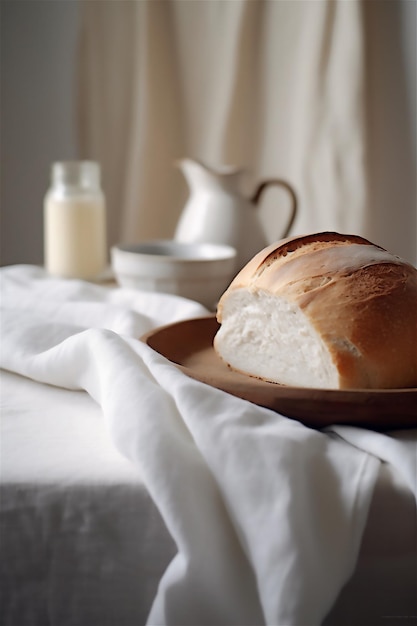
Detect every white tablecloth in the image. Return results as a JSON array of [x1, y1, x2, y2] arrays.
[[1, 265, 416, 626]]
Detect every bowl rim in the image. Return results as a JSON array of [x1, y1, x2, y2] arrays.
[[111, 239, 237, 263]]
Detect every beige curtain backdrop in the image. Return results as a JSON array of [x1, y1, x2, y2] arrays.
[[77, 0, 416, 264]]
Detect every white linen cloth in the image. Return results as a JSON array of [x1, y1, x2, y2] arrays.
[[1, 265, 416, 626]]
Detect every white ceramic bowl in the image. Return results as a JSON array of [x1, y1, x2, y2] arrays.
[[111, 240, 237, 309]]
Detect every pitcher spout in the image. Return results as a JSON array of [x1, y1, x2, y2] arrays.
[[176, 158, 243, 193]]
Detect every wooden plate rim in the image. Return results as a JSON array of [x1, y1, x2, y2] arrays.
[[140, 316, 417, 430]]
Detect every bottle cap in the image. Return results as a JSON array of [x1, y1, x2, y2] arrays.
[[51, 161, 101, 190]]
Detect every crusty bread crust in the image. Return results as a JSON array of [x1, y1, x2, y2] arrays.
[[215, 232, 417, 389]]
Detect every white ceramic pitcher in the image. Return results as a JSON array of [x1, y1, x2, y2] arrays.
[[174, 159, 298, 271]]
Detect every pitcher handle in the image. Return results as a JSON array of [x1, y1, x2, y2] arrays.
[[251, 179, 298, 239]]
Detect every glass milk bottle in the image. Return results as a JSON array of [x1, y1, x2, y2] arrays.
[[44, 161, 107, 280]]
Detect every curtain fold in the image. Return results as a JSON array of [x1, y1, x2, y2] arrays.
[[77, 0, 415, 263]]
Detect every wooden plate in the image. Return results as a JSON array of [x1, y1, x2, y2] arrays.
[[141, 316, 417, 431]]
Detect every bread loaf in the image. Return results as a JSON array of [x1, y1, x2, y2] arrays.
[[214, 232, 417, 390]]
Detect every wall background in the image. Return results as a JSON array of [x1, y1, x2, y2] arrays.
[[1, 0, 416, 267], [1, 0, 80, 267]]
